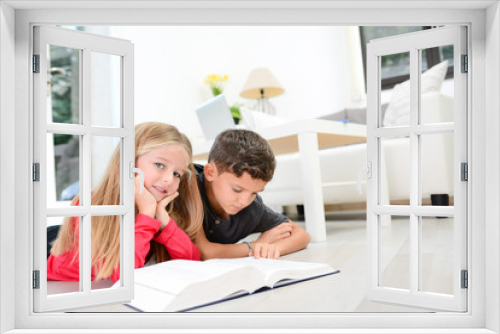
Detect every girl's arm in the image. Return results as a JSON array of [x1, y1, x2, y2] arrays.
[[151, 188, 199, 260], [108, 214, 200, 282], [47, 217, 80, 281], [153, 217, 200, 260], [132, 213, 164, 267], [109, 213, 171, 282]]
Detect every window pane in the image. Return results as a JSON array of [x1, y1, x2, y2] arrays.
[[440, 45, 454, 64], [381, 51, 410, 80], [421, 49, 430, 72], [91, 136, 121, 205], [420, 45, 454, 125], [380, 137, 410, 205], [379, 215, 410, 291], [420, 216, 454, 295], [361, 26, 424, 44], [361, 27, 423, 85], [380, 51, 411, 128], [47, 216, 82, 295], [420, 133, 454, 206], [91, 215, 121, 291], [91, 52, 121, 128], [47, 45, 80, 124], [47, 133, 80, 207]]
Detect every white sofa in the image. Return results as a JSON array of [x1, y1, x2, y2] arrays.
[[259, 92, 454, 207]]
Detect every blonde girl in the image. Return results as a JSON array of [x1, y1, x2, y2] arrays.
[[48, 122, 203, 282]]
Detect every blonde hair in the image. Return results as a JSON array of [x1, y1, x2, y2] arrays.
[[51, 122, 203, 280]]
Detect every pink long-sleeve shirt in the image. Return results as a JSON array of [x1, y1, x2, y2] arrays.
[[47, 213, 200, 282]]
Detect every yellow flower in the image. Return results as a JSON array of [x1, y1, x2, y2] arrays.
[[204, 74, 228, 84], [204, 74, 228, 96]]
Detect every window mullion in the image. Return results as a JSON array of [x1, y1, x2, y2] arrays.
[[121, 51, 135, 288], [80, 47, 92, 293], [410, 47, 420, 294], [80, 214, 90, 293]]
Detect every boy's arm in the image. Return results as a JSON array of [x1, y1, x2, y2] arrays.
[[195, 228, 279, 260], [256, 220, 311, 256]]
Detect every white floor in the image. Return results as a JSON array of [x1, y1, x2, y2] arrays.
[[271, 219, 410, 312], [279, 216, 453, 312], [79, 216, 454, 313]]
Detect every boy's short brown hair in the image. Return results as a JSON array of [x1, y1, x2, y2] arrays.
[[208, 129, 276, 182]]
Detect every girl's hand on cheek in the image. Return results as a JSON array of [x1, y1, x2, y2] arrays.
[[134, 175, 156, 218], [156, 191, 179, 230]]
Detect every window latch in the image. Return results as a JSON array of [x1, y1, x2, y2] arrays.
[[129, 162, 144, 194], [357, 161, 372, 195]]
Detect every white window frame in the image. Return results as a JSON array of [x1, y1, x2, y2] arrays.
[[366, 26, 468, 312], [1, 2, 498, 333], [32, 25, 135, 312]]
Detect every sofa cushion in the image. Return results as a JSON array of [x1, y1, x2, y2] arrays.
[[383, 60, 448, 127]]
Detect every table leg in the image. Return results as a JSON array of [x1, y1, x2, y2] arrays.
[[298, 132, 327, 242]]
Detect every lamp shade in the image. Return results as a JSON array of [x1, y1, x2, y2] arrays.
[[240, 68, 284, 99]]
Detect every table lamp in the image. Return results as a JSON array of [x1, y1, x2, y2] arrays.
[[240, 68, 284, 115]]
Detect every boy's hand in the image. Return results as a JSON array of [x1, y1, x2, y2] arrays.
[[156, 191, 179, 230], [252, 242, 280, 259], [256, 222, 293, 244], [135, 175, 156, 218]]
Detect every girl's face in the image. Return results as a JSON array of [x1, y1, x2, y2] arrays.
[[136, 143, 189, 202]]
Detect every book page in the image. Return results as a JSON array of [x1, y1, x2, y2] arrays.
[[130, 258, 336, 312], [127, 283, 176, 312], [134, 259, 254, 295], [220, 257, 335, 287], [197, 257, 335, 287]]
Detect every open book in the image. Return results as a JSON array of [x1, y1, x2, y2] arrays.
[[126, 257, 339, 312]]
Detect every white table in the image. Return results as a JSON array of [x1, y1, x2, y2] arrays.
[[193, 119, 366, 243]]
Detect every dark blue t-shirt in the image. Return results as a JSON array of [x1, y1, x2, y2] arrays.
[[195, 164, 289, 244]]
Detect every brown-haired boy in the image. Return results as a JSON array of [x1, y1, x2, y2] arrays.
[[195, 129, 311, 260]]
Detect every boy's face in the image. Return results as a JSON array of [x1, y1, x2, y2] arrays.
[[205, 163, 267, 216]]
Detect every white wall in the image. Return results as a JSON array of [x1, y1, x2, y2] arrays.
[[0, 2, 16, 333], [91, 26, 358, 142], [486, 2, 500, 332], [89, 25, 455, 142]]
